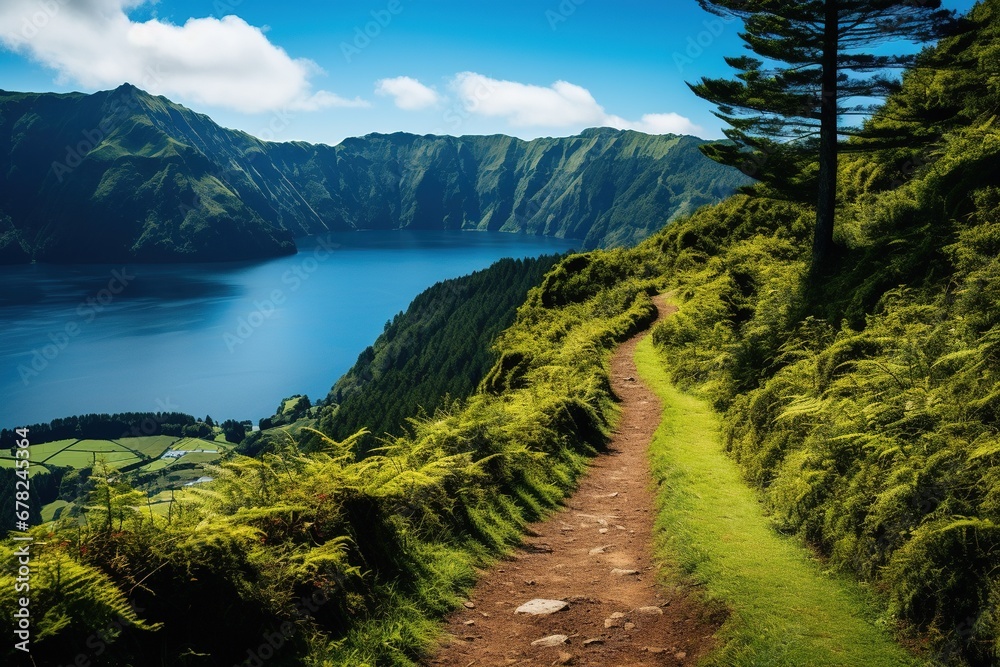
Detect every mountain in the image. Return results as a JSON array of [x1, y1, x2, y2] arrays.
[[0, 86, 297, 263], [0, 85, 746, 263]]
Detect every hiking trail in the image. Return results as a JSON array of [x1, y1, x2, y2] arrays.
[[427, 297, 717, 667]]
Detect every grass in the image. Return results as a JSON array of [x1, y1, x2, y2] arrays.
[[140, 458, 174, 472], [41, 500, 70, 522], [175, 452, 221, 464], [46, 448, 139, 470], [73, 439, 127, 452], [161, 467, 217, 485], [634, 335, 918, 667], [28, 439, 78, 462], [170, 437, 223, 451], [0, 458, 52, 475], [118, 435, 179, 458]]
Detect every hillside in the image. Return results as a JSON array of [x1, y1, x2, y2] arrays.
[[0, 85, 745, 263], [316, 254, 565, 444], [6, 2, 1000, 665], [640, 2, 1000, 662], [241, 254, 568, 456]]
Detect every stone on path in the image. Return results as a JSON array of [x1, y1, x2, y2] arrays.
[[514, 599, 569, 615], [637, 605, 664, 615], [531, 634, 569, 647], [604, 611, 627, 628], [611, 568, 639, 576]]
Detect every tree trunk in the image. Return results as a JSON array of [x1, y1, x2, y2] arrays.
[[814, 0, 840, 269]]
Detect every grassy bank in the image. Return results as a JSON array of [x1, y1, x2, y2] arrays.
[[636, 334, 917, 667]]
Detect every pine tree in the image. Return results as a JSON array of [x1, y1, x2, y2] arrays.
[[689, 0, 956, 268]]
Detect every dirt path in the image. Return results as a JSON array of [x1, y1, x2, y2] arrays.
[[426, 298, 718, 667]]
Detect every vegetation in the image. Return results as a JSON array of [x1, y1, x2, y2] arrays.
[[0, 425, 233, 533], [0, 252, 659, 665], [643, 2, 1000, 662], [315, 255, 564, 445], [5, 1, 1000, 664], [637, 335, 916, 666], [691, 0, 956, 265], [1, 411, 200, 447], [0, 85, 744, 263]]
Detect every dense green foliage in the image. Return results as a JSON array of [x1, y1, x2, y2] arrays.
[[315, 255, 564, 444], [0, 85, 744, 262], [0, 252, 658, 665], [643, 3, 1000, 662], [1, 411, 198, 447]]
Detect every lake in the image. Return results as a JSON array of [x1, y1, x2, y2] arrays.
[[0, 231, 577, 427]]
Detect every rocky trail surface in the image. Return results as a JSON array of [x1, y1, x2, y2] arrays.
[[426, 298, 719, 667]]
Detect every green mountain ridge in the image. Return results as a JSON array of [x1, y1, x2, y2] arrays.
[[0, 84, 746, 263]]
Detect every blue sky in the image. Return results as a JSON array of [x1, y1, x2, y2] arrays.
[[0, 0, 980, 146]]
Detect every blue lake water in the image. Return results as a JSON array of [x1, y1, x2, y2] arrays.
[[0, 231, 577, 427]]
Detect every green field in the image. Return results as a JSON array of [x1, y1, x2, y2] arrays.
[[44, 440, 142, 470], [141, 458, 175, 472], [0, 457, 52, 475], [45, 450, 101, 468], [72, 439, 127, 452], [161, 467, 216, 486], [122, 435, 181, 458], [3, 435, 229, 499], [147, 490, 192, 517], [170, 437, 224, 452], [174, 452, 221, 465], [28, 439, 78, 462], [41, 499, 71, 522]]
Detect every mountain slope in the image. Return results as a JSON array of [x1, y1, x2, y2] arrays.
[[0, 86, 297, 262], [0, 85, 746, 263], [316, 254, 565, 445]]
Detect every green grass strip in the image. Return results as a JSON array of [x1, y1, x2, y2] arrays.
[[635, 335, 918, 667]]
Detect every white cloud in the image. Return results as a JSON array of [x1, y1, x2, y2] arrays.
[[0, 0, 367, 113], [451, 72, 703, 136], [375, 76, 440, 111], [600, 112, 704, 136]]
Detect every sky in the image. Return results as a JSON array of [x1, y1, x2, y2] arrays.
[[0, 0, 981, 146]]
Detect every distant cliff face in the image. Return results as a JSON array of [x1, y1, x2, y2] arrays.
[[0, 85, 747, 263]]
